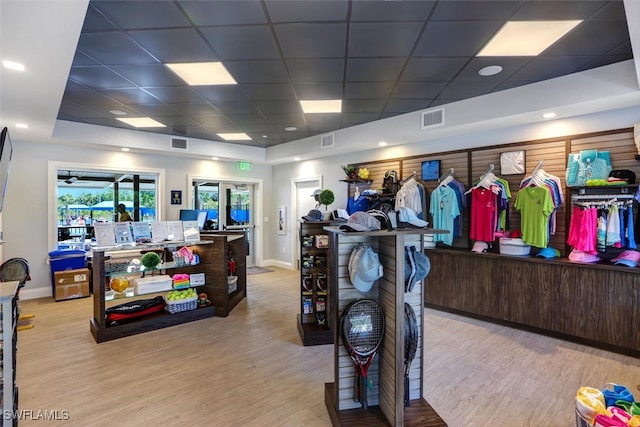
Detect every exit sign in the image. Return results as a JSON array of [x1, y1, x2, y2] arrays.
[[237, 161, 251, 171]]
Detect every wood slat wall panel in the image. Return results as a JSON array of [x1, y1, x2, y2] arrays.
[[345, 160, 401, 199], [570, 132, 638, 174]]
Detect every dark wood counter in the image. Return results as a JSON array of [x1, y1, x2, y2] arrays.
[[424, 248, 640, 357]]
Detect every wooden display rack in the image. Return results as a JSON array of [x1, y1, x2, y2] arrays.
[[323, 227, 448, 427]]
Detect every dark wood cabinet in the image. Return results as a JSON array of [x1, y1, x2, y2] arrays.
[[90, 233, 246, 343], [297, 221, 334, 346]]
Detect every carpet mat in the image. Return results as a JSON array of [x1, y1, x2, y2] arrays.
[[247, 267, 274, 275]]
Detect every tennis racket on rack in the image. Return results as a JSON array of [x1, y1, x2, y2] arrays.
[[340, 300, 361, 402], [404, 302, 419, 407], [341, 299, 385, 409]]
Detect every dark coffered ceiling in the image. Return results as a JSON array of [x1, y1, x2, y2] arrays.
[[57, 0, 633, 148]]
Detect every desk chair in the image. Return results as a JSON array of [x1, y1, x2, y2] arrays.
[[0, 258, 34, 331]]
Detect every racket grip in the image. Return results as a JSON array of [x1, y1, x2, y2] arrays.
[[361, 374, 368, 409], [404, 375, 410, 407]]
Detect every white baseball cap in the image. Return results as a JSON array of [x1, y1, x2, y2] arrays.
[[397, 207, 428, 228], [348, 245, 383, 292]]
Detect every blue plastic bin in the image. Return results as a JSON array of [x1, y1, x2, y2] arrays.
[[48, 249, 86, 292]]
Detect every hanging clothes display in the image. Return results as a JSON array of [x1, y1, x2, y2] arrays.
[[429, 181, 460, 246], [395, 172, 427, 220], [436, 169, 466, 238], [568, 196, 635, 254], [466, 165, 511, 243], [514, 162, 562, 249]]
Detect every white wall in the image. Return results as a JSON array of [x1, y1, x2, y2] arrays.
[[4, 140, 272, 299]]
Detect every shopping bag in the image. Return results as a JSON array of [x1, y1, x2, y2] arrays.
[[566, 150, 612, 186]]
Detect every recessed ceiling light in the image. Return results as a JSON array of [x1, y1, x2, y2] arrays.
[[543, 112, 557, 119], [2, 60, 25, 71], [300, 99, 342, 114], [262, 135, 268, 138], [166, 62, 237, 85], [378, 141, 388, 147], [294, 157, 301, 161], [121, 147, 130, 152], [110, 109, 127, 116], [478, 65, 503, 76], [217, 133, 251, 141], [116, 117, 166, 128], [15, 123, 28, 129], [477, 20, 582, 56], [211, 156, 219, 161], [284, 126, 297, 132]]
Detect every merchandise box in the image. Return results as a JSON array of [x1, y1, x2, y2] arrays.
[[133, 274, 173, 295], [190, 273, 205, 286], [54, 268, 90, 301]]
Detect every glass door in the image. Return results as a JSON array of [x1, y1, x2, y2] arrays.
[[221, 183, 255, 267]]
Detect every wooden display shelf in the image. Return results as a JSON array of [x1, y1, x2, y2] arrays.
[[297, 313, 332, 346], [324, 383, 446, 427], [90, 305, 215, 343]]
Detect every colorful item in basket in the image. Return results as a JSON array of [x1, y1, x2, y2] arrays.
[[576, 386, 607, 424], [593, 412, 628, 427], [603, 384, 635, 407], [608, 406, 633, 424], [172, 273, 190, 289], [177, 246, 195, 264]]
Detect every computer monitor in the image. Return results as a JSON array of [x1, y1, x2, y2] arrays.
[[179, 209, 208, 230]]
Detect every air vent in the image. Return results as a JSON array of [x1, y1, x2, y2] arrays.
[[320, 133, 334, 149], [421, 108, 445, 129], [170, 137, 188, 150]]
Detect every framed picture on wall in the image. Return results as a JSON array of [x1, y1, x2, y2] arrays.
[[421, 160, 441, 181], [500, 150, 526, 175], [278, 206, 286, 235], [171, 190, 182, 205]]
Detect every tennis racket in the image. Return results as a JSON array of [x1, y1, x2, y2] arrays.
[[339, 300, 361, 402], [404, 302, 419, 407], [341, 299, 385, 409]]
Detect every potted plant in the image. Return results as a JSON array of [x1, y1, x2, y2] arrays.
[[318, 189, 335, 216], [341, 164, 357, 179]]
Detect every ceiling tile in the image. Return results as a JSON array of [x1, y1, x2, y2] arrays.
[[194, 86, 250, 103], [402, 58, 468, 81], [77, 32, 158, 65], [275, 23, 347, 58], [224, 60, 290, 84], [507, 56, 598, 81], [264, 0, 348, 23], [109, 64, 186, 87], [414, 21, 504, 57], [226, 114, 274, 132], [154, 115, 201, 127], [350, 0, 435, 21], [128, 104, 182, 117], [91, 1, 190, 29], [543, 19, 631, 57], [349, 22, 424, 57], [81, 4, 119, 31], [144, 86, 208, 104], [178, 0, 267, 25], [58, 100, 109, 119], [342, 99, 386, 113], [293, 83, 343, 99], [71, 50, 100, 67], [287, 59, 344, 83], [344, 82, 394, 99], [430, 1, 520, 20], [393, 82, 447, 99], [264, 113, 308, 128], [346, 58, 406, 82], [210, 101, 262, 115], [305, 114, 342, 132], [167, 103, 220, 116], [253, 100, 302, 114], [192, 115, 238, 129], [243, 83, 297, 101], [98, 88, 162, 105], [200, 26, 280, 60], [512, 0, 608, 20], [578, 55, 631, 71], [68, 66, 136, 90], [454, 57, 532, 81], [591, 1, 627, 18], [128, 28, 217, 63]]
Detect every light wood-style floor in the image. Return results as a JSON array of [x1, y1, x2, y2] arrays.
[[15, 267, 640, 426]]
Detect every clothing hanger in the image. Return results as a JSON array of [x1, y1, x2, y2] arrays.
[[465, 164, 495, 194]]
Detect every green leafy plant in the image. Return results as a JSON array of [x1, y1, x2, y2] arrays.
[[141, 252, 161, 269], [318, 189, 335, 211], [341, 164, 357, 178]]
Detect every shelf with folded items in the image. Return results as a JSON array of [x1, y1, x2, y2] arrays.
[[340, 178, 373, 184], [571, 185, 637, 195]]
